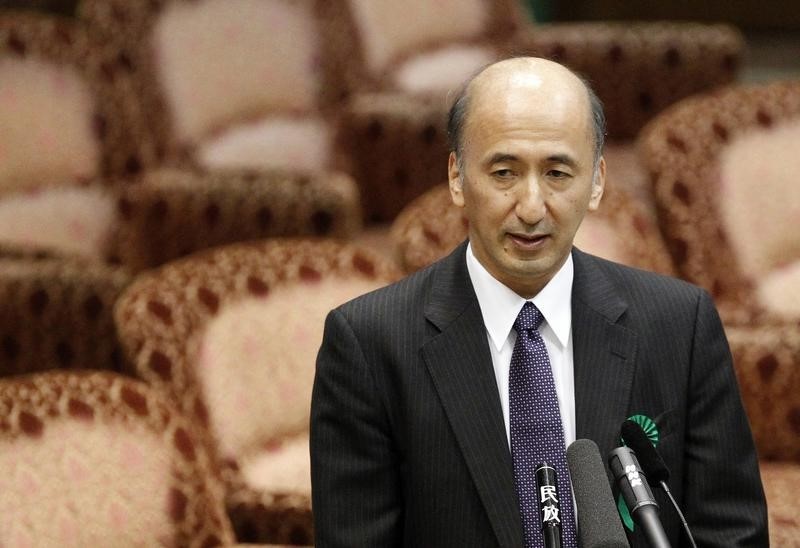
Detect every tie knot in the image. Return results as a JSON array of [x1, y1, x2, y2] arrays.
[[514, 301, 544, 333]]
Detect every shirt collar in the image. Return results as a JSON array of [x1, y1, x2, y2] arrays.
[[466, 243, 573, 351]]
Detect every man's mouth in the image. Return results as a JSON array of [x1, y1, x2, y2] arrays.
[[508, 232, 550, 250]]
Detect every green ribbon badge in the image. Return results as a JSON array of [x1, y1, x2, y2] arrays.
[[617, 414, 659, 532]]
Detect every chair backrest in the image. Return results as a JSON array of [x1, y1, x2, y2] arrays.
[[639, 80, 800, 306], [107, 167, 362, 271], [0, 11, 153, 182], [391, 183, 674, 275], [0, 370, 235, 546], [0, 257, 132, 376], [78, 0, 350, 172], [113, 239, 400, 469], [333, 0, 524, 95]]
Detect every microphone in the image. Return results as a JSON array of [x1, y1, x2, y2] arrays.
[[566, 439, 629, 548], [608, 446, 671, 548], [620, 420, 669, 486], [621, 420, 697, 548], [536, 463, 562, 548]]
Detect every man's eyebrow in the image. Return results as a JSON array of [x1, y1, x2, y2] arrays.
[[485, 153, 580, 168], [486, 153, 519, 165], [547, 154, 578, 168]]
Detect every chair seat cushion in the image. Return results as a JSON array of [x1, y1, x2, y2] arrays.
[[347, 0, 489, 75], [0, 185, 116, 261], [0, 419, 175, 545], [239, 433, 310, 495], [199, 276, 389, 461], [393, 45, 496, 96], [197, 115, 332, 174], [756, 260, 800, 318]]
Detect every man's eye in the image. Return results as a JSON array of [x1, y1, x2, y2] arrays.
[[547, 170, 570, 179], [492, 169, 515, 178]]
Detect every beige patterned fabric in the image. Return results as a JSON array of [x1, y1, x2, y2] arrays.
[[108, 168, 361, 272], [346, 0, 491, 75], [0, 12, 155, 179], [391, 183, 675, 276], [0, 257, 132, 377], [152, 0, 321, 145], [114, 238, 402, 544], [197, 116, 332, 174], [392, 44, 496, 96], [0, 56, 99, 191], [0, 370, 234, 547], [757, 262, 800, 318]]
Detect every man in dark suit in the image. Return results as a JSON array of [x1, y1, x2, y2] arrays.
[[311, 57, 768, 547]]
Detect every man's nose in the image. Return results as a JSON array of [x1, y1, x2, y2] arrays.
[[515, 178, 546, 225]]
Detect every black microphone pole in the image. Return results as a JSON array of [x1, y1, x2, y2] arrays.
[[608, 447, 671, 548], [621, 420, 697, 548], [536, 463, 562, 548]]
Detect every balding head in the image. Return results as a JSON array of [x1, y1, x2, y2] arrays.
[[447, 57, 605, 170]]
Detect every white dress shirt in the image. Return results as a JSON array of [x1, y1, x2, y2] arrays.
[[466, 243, 576, 451]]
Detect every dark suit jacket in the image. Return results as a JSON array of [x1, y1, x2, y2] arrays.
[[311, 243, 768, 547]]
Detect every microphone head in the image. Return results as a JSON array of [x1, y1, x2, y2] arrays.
[[567, 439, 629, 548], [621, 419, 670, 485]]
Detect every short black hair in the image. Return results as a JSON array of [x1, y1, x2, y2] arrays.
[[446, 60, 606, 168]]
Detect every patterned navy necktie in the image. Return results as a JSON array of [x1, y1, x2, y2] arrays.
[[510, 302, 577, 547]]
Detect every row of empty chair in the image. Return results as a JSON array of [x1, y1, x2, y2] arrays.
[[1, 0, 797, 545]]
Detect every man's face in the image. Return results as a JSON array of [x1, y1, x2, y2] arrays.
[[448, 71, 605, 298]]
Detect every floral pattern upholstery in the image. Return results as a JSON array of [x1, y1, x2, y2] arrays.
[[113, 238, 402, 544], [0, 370, 235, 547]]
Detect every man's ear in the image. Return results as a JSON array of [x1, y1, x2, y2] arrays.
[[588, 156, 606, 211], [448, 152, 465, 208]]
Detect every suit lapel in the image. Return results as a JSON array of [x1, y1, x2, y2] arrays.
[[571, 249, 638, 457], [421, 243, 523, 548]]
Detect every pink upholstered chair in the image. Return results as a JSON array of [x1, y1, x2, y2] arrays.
[[0, 254, 132, 376], [77, 0, 351, 173], [113, 238, 402, 544], [76, 0, 364, 269], [0, 370, 235, 546], [332, 0, 744, 221], [391, 182, 675, 276], [639, 80, 800, 542], [0, 11, 151, 262]]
